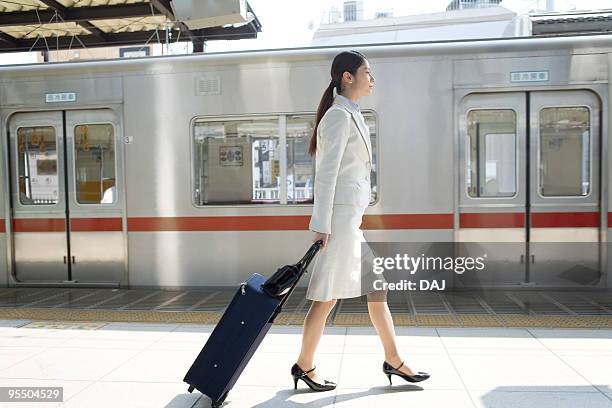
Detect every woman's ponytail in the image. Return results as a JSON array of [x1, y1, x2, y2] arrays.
[[308, 80, 337, 156], [308, 50, 366, 156]]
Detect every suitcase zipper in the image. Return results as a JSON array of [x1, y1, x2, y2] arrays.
[[240, 281, 247, 295]]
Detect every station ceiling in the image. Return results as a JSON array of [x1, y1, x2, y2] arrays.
[[0, 0, 262, 53]]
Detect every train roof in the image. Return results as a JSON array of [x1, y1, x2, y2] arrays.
[[0, 33, 611, 77]]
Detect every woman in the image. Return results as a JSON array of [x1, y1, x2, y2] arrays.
[[291, 51, 430, 391]]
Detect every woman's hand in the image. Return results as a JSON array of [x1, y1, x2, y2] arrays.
[[313, 232, 329, 251]]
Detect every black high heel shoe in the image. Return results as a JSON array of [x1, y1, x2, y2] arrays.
[[383, 361, 430, 385], [291, 363, 336, 392]]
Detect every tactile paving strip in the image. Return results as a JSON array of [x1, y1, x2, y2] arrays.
[[455, 314, 505, 327], [0, 287, 611, 328], [333, 313, 371, 326], [0, 308, 611, 328], [415, 314, 461, 327], [586, 316, 612, 328]]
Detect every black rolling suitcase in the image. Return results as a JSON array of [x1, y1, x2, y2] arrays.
[[183, 240, 323, 407]]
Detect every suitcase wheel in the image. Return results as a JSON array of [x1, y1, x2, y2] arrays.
[[187, 385, 194, 393]]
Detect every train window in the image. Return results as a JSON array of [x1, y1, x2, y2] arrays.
[[539, 107, 590, 196], [192, 113, 378, 206], [193, 118, 280, 205], [74, 124, 116, 204], [17, 126, 59, 205], [364, 112, 378, 203], [286, 115, 315, 204], [466, 110, 517, 198]]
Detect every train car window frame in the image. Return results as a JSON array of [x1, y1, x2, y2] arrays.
[[285, 113, 316, 205], [535, 104, 593, 199], [190, 115, 282, 207], [189, 110, 380, 207], [464, 107, 519, 200], [362, 109, 380, 206], [15, 125, 61, 207], [71, 121, 118, 207]]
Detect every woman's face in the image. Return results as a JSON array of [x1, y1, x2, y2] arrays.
[[344, 60, 375, 98]]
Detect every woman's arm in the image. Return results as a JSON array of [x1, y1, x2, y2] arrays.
[[309, 109, 351, 235]]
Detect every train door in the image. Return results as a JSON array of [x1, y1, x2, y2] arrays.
[[528, 91, 601, 286], [8, 109, 125, 285], [457, 90, 602, 288], [458, 92, 527, 287]]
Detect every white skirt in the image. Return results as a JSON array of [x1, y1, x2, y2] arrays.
[[305, 204, 383, 301]]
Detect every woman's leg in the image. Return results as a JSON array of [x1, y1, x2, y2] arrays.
[[367, 290, 417, 376], [297, 299, 337, 381]]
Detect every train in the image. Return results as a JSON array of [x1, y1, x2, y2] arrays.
[[0, 33, 611, 290]]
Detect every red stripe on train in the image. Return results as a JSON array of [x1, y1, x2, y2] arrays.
[[11, 218, 122, 232], [460, 213, 524, 228], [127, 214, 454, 231], [362, 214, 454, 229], [13, 218, 66, 232], [461, 212, 601, 228], [4, 212, 606, 233], [71, 218, 123, 232], [531, 212, 599, 228], [127, 216, 312, 231]]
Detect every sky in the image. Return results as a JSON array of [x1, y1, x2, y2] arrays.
[[0, 0, 610, 64]]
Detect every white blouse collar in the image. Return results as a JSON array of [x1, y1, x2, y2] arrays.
[[335, 94, 360, 112]]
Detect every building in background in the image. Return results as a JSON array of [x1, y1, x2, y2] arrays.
[[530, 9, 612, 36], [342, 0, 364, 22], [446, 0, 503, 11], [312, 1, 531, 46]]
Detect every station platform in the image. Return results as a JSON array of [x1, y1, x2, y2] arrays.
[[0, 287, 612, 328], [0, 320, 611, 407], [0, 288, 612, 407]]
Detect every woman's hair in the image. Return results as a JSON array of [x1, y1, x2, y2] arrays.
[[308, 50, 366, 156]]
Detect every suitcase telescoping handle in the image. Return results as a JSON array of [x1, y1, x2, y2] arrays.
[[266, 239, 324, 311], [276, 239, 323, 312], [295, 239, 324, 275]]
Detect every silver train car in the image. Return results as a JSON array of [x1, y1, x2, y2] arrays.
[[0, 34, 611, 290]]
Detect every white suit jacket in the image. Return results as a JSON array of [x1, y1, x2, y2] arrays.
[[309, 95, 373, 234]]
